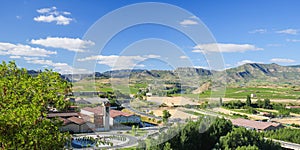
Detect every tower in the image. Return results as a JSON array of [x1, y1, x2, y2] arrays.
[[103, 101, 110, 131]]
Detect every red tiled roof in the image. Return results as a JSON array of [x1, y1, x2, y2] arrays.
[[110, 110, 134, 118], [81, 106, 103, 115], [47, 113, 79, 118], [67, 117, 86, 125], [231, 118, 281, 130]]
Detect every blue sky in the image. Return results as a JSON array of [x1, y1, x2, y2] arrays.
[[1, 0, 300, 73]]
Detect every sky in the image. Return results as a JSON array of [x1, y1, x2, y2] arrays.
[[1, 0, 300, 74]]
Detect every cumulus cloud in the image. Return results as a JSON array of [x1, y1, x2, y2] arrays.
[[276, 29, 298, 35], [25, 57, 88, 74], [270, 58, 295, 63], [236, 60, 264, 66], [34, 6, 73, 25], [77, 54, 160, 70], [192, 43, 263, 53], [0, 42, 56, 57], [249, 29, 267, 34], [31, 37, 95, 52]]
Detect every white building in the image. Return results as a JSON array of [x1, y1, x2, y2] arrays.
[[109, 110, 141, 126]]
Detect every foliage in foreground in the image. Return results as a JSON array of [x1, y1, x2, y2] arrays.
[[136, 117, 282, 150], [219, 127, 281, 150], [0, 61, 71, 149]]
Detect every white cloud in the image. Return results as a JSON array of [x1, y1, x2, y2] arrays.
[[236, 60, 264, 66], [180, 19, 198, 26], [192, 43, 263, 53], [286, 39, 300, 42], [25, 57, 88, 74], [37, 6, 56, 14], [276, 29, 298, 35], [34, 6, 72, 25], [270, 58, 295, 63], [180, 55, 188, 59], [9, 55, 21, 59], [34, 15, 72, 25], [78, 54, 159, 70], [31, 37, 95, 52], [0, 42, 56, 57], [249, 29, 267, 34]]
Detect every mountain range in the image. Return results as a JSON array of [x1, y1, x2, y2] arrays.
[[36, 63, 300, 85]]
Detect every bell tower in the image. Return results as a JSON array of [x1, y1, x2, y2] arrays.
[[103, 101, 110, 131]]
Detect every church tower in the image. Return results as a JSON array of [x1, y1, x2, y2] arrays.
[[103, 101, 110, 131]]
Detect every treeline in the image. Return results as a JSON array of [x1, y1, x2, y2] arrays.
[[222, 96, 300, 117], [136, 117, 281, 150], [263, 128, 300, 144]]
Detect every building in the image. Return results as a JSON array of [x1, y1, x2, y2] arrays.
[[109, 110, 141, 126], [231, 118, 283, 131], [59, 117, 92, 133], [80, 102, 110, 131], [47, 112, 92, 133]]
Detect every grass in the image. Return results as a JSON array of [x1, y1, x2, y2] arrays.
[[182, 110, 203, 116]]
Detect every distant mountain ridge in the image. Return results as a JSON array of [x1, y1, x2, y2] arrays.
[[31, 63, 300, 85]]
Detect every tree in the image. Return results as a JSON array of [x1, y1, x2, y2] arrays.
[[162, 110, 171, 123], [219, 127, 281, 150], [0, 61, 71, 149], [132, 125, 136, 135], [263, 99, 271, 109], [246, 95, 251, 106], [257, 99, 263, 108], [163, 142, 172, 150]]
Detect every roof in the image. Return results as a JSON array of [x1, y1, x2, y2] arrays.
[[81, 106, 104, 115], [67, 117, 86, 125], [58, 117, 70, 125], [231, 118, 281, 130], [110, 110, 134, 118], [47, 113, 79, 118]]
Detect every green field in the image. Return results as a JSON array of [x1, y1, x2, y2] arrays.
[[179, 87, 300, 100]]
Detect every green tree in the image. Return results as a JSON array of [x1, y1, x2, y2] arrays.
[[162, 110, 171, 123], [256, 99, 263, 108], [263, 99, 271, 109], [219, 127, 281, 150], [246, 95, 251, 106], [0, 61, 71, 149], [132, 125, 136, 135], [163, 142, 172, 150], [236, 145, 259, 150]]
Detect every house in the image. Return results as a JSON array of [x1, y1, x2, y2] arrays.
[[109, 110, 141, 126], [80, 102, 110, 131], [47, 113, 92, 133], [59, 117, 92, 133], [231, 118, 283, 131]]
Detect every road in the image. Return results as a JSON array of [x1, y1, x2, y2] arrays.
[[266, 138, 300, 150], [121, 102, 162, 120]]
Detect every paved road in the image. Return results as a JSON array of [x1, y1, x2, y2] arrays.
[[73, 132, 138, 149], [266, 138, 300, 150], [121, 102, 162, 120]]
